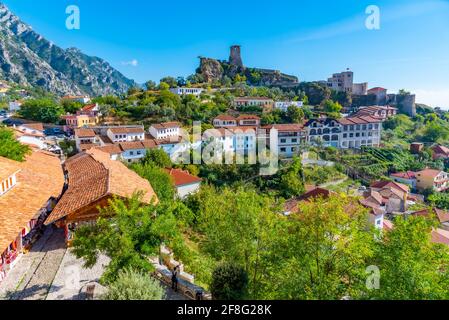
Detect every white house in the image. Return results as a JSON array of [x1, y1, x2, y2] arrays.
[[106, 126, 145, 143], [149, 122, 181, 140], [261, 124, 306, 159], [213, 115, 238, 128], [274, 101, 304, 112], [74, 128, 99, 152], [18, 123, 45, 138], [8, 101, 22, 112], [170, 87, 204, 97], [165, 168, 202, 199]]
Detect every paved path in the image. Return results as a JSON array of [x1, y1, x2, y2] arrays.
[[0, 226, 66, 300]]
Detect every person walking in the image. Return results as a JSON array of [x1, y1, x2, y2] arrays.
[[171, 265, 179, 292]]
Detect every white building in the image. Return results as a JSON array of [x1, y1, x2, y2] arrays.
[[305, 116, 382, 149], [149, 122, 181, 140], [74, 128, 99, 152], [106, 127, 145, 143], [165, 168, 202, 199], [338, 117, 382, 149], [213, 115, 238, 128], [274, 101, 304, 112], [233, 97, 274, 110], [262, 124, 306, 159], [8, 101, 22, 112], [170, 87, 204, 97]]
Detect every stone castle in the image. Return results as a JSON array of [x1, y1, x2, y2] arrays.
[[197, 45, 299, 87]]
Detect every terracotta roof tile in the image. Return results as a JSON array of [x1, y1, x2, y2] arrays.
[[0, 151, 64, 253], [165, 169, 202, 187], [108, 127, 144, 134], [45, 149, 158, 225], [74, 128, 96, 138]]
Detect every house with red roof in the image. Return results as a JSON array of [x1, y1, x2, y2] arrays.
[[415, 169, 449, 192], [389, 171, 417, 189], [165, 168, 202, 199], [432, 145, 449, 160]]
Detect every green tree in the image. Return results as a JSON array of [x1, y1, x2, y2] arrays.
[[286, 105, 305, 123], [19, 98, 64, 123], [0, 127, 31, 161], [71, 195, 184, 283], [370, 215, 449, 300], [131, 163, 175, 202], [60, 99, 83, 114], [322, 99, 343, 114], [210, 262, 249, 300], [160, 77, 178, 88], [141, 148, 172, 168], [145, 80, 157, 91], [270, 195, 375, 300], [278, 157, 305, 198], [193, 186, 284, 298], [102, 268, 165, 300]]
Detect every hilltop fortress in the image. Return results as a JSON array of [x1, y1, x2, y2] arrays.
[[197, 45, 299, 87]]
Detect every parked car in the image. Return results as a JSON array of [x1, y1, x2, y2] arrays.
[[2, 118, 24, 126], [44, 128, 64, 136]]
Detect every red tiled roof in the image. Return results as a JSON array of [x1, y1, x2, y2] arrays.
[[368, 87, 387, 93], [370, 180, 409, 193], [81, 104, 97, 112], [75, 128, 96, 138], [95, 145, 122, 155], [390, 171, 416, 180], [433, 145, 449, 156], [109, 127, 145, 134], [165, 168, 202, 187], [236, 114, 261, 121], [151, 122, 181, 130], [416, 169, 443, 179], [214, 114, 236, 121], [45, 149, 158, 225]]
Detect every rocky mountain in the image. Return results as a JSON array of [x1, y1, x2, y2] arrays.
[[0, 3, 136, 96]]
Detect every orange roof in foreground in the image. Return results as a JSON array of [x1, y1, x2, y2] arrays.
[[0, 156, 21, 181], [165, 169, 202, 187], [0, 151, 64, 253], [45, 149, 158, 225]]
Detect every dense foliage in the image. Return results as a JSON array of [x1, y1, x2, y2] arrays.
[[0, 127, 30, 161], [102, 268, 165, 300]]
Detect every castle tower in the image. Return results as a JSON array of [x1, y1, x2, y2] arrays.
[[229, 45, 243, 68]]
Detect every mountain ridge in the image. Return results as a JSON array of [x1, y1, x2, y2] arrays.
[[0, 2, 136, 96]]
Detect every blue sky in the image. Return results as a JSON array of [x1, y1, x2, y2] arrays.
[[3, 0, 449, 108]]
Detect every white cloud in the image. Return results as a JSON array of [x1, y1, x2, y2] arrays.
[[121, 59, 138, 67], [412, 88, 449, 110], [288, 0, 449, 43]]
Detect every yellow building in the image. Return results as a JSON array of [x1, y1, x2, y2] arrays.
[[416, 169, 449, 192]]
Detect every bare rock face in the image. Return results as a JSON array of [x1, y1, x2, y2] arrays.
[[199, 58, 224, 83], [0, 2, 136, 96], [197, 46, 299, 87]]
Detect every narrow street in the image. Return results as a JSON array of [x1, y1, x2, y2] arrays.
[[0, 226, 189, 300], [0, 226, 66, 300]]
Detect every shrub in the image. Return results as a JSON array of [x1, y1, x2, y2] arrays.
[[102, 268, 165, 300], [210, 262, 248, 300]]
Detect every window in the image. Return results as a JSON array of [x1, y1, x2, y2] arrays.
[[280, 139, 286, 143], [280, 147, 286, 152]]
